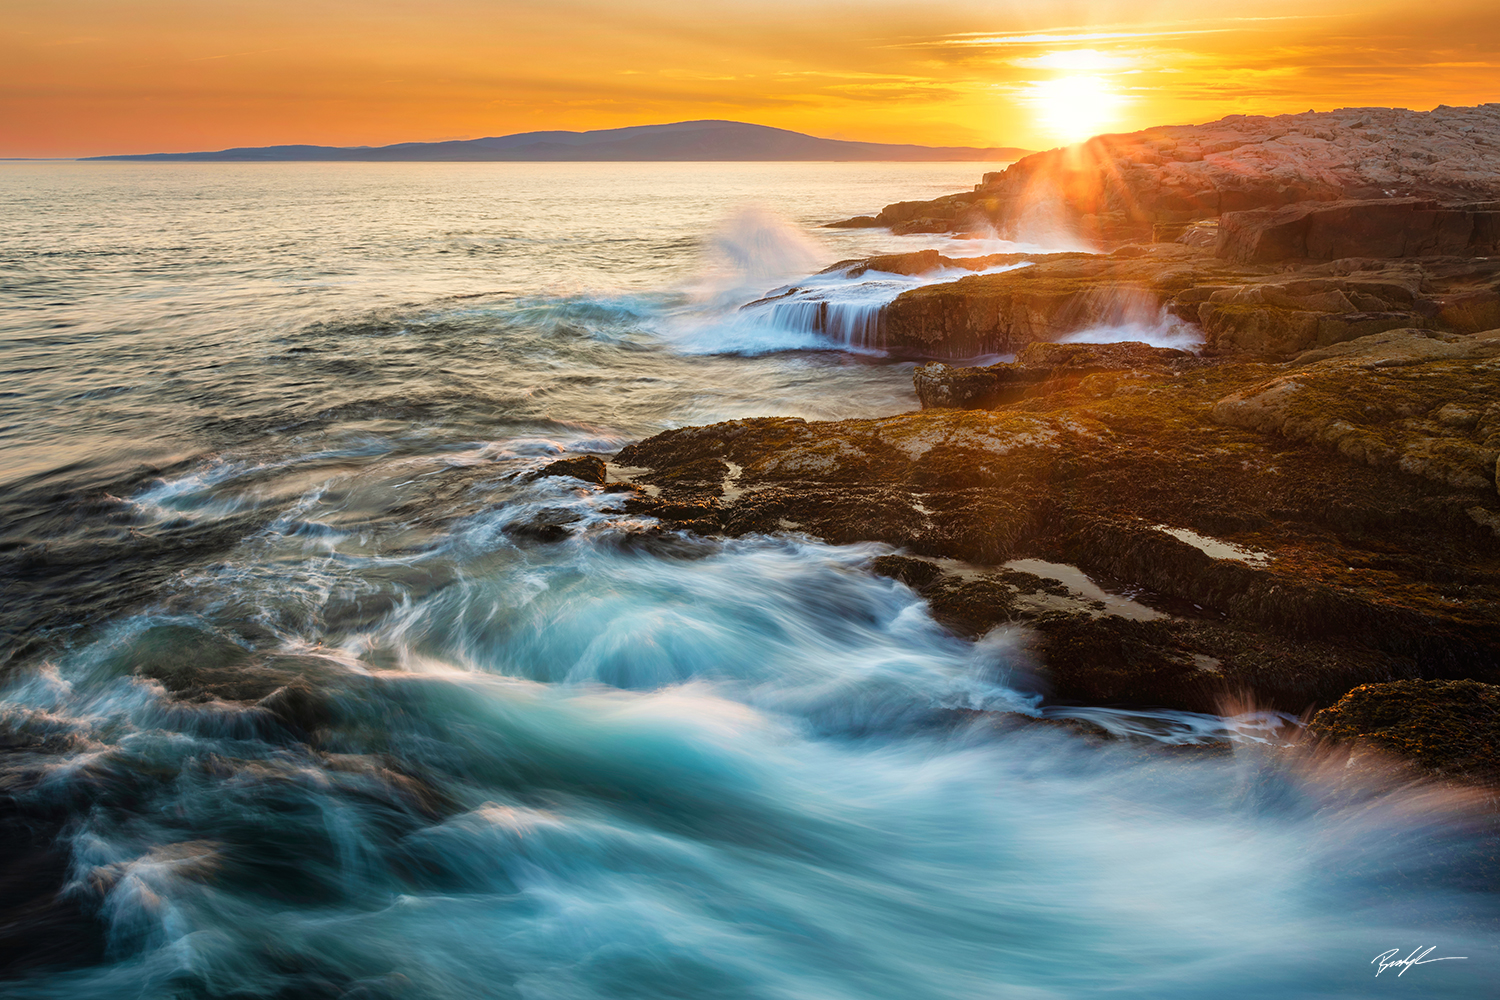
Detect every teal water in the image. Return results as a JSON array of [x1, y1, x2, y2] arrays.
[[0, 161, 1494, 998]]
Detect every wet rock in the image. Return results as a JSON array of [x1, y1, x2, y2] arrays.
[[119, 623, 254, 693], [824, 242, 1499, 360], [1197, 305, 1426, 356], [892, 217, 956, 236], [1308, 679, 1500, 779], [1044, 614, 1418, 714], [258, 680, 336, 742], [0, 810, 108, 974], [798, 250, 1051, 290], [914, 341, 1195, 410], [870, 554, 943, 590], [879, 245, 1260, 358], [530, 455, 607, 486], [842, 249, 1018, 278], [502, 507, 585, 542], [1025, 614, 1212, 709], [824, 249, 946, 277], [611, 346, 1500, 713], [907, 562, 1414, 713], [1190, 258, 1500, 353], [1003, 714, 1117, 742], [921, 575, 1025, 635], [875, 193, 982, 230]]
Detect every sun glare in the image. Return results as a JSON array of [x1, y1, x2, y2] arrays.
[[1028, 73, 1125, 145]]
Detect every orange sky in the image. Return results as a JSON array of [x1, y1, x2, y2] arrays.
[[3, 0, 1497, 157]]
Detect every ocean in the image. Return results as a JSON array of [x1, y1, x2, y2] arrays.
[[0, 160, 1493, 998]]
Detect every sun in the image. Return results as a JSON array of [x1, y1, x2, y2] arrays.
[[1029, 75, 1124, 145]]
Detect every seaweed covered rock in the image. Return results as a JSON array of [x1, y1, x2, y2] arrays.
[[1212, 329, 1500, 494], [879, 557, 1421, 713], [611, 342, 1500, 712], [1308, 679, 1500, 778], [530, 454, 608, 485], [914, 341, 1196, 410]]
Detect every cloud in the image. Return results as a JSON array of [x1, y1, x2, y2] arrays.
[[1011, 50, 1140, 71], [898, 14, 1338, 50]]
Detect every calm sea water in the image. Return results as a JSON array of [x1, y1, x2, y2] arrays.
[[0, 161, 1494, 998]]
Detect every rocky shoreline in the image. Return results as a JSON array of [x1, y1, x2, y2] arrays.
[[603, 107, 1500, 779], [829, 104, 1500, 243]]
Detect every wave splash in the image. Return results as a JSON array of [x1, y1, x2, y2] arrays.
[[668, 260, 1033, 355], [1, 458, 1495, 998], [1055, 307, 1206, 352], [653, 209, 1203, 357]]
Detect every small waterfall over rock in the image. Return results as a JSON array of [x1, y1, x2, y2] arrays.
[[765, 295, 888, 350], [740, 261, 1033, 353]]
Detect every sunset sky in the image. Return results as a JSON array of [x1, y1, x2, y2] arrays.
[[4, 0, 1497, 157]]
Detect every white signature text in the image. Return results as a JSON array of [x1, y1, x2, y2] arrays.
[[1372, 947, 1468, 977]]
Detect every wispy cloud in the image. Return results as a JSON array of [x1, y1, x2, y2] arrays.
[[922, 29, 1232, 47], [1011, 50, 1140, 71], [900, 15, 1338, 49], [189, 48, 290, 63]]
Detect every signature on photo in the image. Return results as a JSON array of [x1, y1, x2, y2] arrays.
[[1371, 947, 1468, 977]]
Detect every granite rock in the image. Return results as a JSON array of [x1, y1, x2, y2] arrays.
[[834, 105, 1500, 246]]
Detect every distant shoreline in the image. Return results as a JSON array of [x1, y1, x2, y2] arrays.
[[43, 158, 1024, 164], [77, 119, 1033, 163]]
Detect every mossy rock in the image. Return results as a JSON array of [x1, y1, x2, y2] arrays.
[[610, 340, 1500, 714], [1308, 679, 1500, 778], [1213, 331, 1500, 492]]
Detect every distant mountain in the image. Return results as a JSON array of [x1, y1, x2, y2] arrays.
[[83, 121, 1032, 163]]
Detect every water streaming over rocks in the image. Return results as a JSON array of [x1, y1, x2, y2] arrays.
[[741, 262, 1033, 354], [1, 162, 1495, 997]]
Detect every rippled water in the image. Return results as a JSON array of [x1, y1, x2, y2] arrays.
[[1, 162, 1495, 998]]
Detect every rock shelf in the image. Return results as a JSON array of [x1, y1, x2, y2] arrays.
[[581, 107, 1500, 773]]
